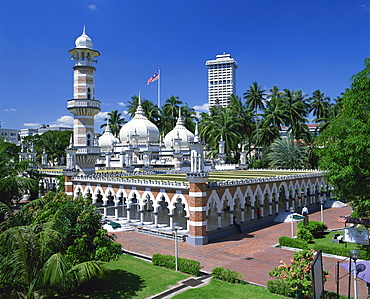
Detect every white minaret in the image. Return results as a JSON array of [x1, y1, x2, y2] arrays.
[[67, 27, 101, 174], [206, 53, 238, 107]]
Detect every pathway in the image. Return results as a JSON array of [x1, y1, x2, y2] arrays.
[[114, 204, 368, 298]]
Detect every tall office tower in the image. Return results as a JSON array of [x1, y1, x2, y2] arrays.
[[206, 53, 238, 107]]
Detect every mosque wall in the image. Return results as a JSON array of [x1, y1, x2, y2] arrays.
[[65, 171, 329, 245]]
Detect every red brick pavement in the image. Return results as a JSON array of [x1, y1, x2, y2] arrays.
[[114, 205, 368, 298]]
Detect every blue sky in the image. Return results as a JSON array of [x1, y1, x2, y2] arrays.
[[1, 0, 369, 132]]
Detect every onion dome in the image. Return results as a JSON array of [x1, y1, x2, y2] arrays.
[[119, 97, 160, 144], [164, 108, 194, 150], [99, 121, 119, 151], [75, 26, 93, 49]]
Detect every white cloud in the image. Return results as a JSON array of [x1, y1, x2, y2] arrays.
[[87, 4, 97, 10], [4, 108, 17, 112], [24, 123, 41, 128], [95, 112, 109, 122], [54, 115, 74, 127], [357, 4, 370, 11], [193, 103, 209, 112], [118, 102, 126, 107]]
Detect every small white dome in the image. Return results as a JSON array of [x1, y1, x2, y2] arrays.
[[164, 112, 194, 150], [99, 123, 119, 152], [119, 104, 160, 144], [75, 26, 93, 49]]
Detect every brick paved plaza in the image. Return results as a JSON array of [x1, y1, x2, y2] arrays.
[[114, 204, 368, 298]]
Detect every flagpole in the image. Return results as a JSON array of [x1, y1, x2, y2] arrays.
[[157, 67, 161, 108]]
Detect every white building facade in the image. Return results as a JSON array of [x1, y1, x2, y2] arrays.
[[206, 53, 238, 107]]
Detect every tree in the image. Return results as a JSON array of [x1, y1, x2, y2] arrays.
[[23, 130, 72, 166], [161, 96, 183, 136], [243, 82, 267, 157], [0, 138, 38, 206], [100, 110, 126, 137], [0, 215, 107, 298], [309, 89, 331, 124], [141, 99, 161, 127], [267, 135, 309, 169], [180, 103, 198, 133], [126, 95, 140, 118], [318, 58, 370, 218]]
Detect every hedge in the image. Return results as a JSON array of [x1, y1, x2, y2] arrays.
[[211, 267, 246, 284], [279, 236, 308, 249], [152, 253, 201, 276]]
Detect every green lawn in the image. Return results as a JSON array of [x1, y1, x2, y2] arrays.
[[69, 254, 289, 299], [71, 255, 188, 298], [113, 170, 318, 183], [172, 278, 288, 299], [309, 231, 357, 250]]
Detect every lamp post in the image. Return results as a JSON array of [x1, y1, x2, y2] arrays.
[[349, 249, 360, 299], [320, 198, 324, 223], [173, 222, 180, 271], [290, 207, 295, 238]]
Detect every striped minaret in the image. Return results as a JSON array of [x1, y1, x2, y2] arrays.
[[67, 27, 101, 174]]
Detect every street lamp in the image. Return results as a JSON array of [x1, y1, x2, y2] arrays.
[[349, 249, 360, 299], [173, 222, 180, 271], [290, 207, 295, 238], [320, 198, 324, 223]]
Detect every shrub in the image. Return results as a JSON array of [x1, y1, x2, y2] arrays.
[[268, 249, 330, 298], [279, 236, 308, 249], [152, 253, 200, 276], [211, 267, 245, 284], [297, 228, 314, 242], [297, 220, 327, 236]]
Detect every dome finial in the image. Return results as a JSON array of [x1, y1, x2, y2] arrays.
[[83, 25, 86, 35]]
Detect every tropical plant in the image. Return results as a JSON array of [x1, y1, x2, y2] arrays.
[[309, 90, 331, 124], [0, 221, 107, 298], [267, 135, 309, 169], [162, 96, 183, 131], [100, 110, 126, 137], [0, 138, 38, 206], [243, 82, 267, 157]]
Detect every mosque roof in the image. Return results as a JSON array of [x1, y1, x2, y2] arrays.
[[164, 108, 195, 150], [119, 98, 160, 144], [75, 26, 93, 49]]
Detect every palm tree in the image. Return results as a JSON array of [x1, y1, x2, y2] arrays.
[[0, 219, 107, 298], [309, 90, 331, 125], [243, 82, 267, 158], [141, 99, 161, 127], [200, 106, 242, 162], [126, 95, 140, 118], [267, 135, 309, 169], [0, 139, 37, 206], [163, 96, 183, 128], [100, 110, 126, 137], [282, 89, 309, 140], [181, 103, 198, 132]]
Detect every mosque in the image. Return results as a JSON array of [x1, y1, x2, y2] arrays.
[[42, 28, 331, 245]]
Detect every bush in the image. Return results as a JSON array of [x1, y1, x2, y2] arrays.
[[152, 253, 200, 276], [268, 249, 330, 298], [279, 236, 308, 249], [297, 228, 314, 243], [211, 267, 245, 284], [297, 220, 327, 236]]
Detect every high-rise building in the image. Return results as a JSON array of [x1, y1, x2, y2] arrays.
[[206, 53, 238, 107]]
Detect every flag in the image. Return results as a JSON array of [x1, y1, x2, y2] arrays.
[[147, 71, 159, 85]]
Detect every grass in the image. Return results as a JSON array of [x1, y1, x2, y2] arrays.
[[111, 169, 318, 183], [172, 278, 288, 299], [71, 255, 188, 298], [309, 231, 357, 250]]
